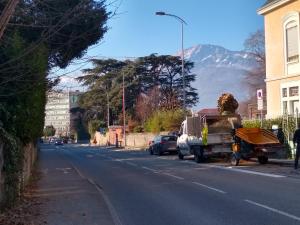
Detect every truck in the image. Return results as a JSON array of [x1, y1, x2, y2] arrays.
[[177, 114, 241, 163]]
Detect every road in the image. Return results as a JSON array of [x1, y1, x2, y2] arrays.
[[41, 144, 300, 225]]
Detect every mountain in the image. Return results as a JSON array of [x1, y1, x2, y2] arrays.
[[182, 44, 259, 109]]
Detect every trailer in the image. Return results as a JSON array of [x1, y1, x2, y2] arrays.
[[231, 127, 281, 166]]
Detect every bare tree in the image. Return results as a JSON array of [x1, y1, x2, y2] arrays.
[[240, 29, 266, 117], [135, 87, 161, 123], [244, 29, 265, 66]]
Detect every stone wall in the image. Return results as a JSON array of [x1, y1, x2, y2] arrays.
[[93, 131, 170, 149], [93, 132, 108, 146], [0, 140, 37, 206], [125, 133, 156, 149], [22, 142, 38, 185]]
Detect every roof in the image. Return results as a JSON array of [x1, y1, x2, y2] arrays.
[[197, 108, 219, 116], [258, 0, 295, 15], [262, 0, 277, 7]]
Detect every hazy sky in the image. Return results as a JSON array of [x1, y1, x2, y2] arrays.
[[55, 0, 266, 89]]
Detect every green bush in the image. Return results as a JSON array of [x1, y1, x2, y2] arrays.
[[43, 125, 56, 137], [144, 109, 185, 133], [88, 120, 106, 139], [133, 125, 144, 133], [242, 118, 283, 129]]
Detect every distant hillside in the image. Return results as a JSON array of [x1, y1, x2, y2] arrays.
[[182, 44, 259, 109]]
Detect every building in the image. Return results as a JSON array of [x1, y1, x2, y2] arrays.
[[258, 0, 300, 118], [197, 108, 219, 117], [247, 103, 267, 120], [44, 91, 81, 136]]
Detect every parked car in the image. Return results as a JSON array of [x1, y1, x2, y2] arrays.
[[55, 139, 63, 145], [148, 135, 177, 155]]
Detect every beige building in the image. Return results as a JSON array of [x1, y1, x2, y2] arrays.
[[44, 91, 81, 136], [258, 0, 300, 118]]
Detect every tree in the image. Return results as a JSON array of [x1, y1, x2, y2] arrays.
[[78, 54, 199, 126], [43, 125, 56, 137], [244, 29, 265, 66], [0, 0, 110, 142], [135, 87, 161, 123], [88, 119, 105, 139], [244, 29, 265, 92], [240, 29, 266, 117], [0, 0, 110, 207]]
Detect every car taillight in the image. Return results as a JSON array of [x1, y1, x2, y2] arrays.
[[160, 141, 166, 144]]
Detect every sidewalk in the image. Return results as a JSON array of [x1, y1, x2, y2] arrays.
[[248, 157, 294, 166], [29, 148, 115, 225]]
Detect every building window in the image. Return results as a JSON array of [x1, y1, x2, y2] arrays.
[[291, 100, 299, 115], [283, 101, 288, 114], [282, 88, 288, 97], [289, 86, 299, 96], [286, 23, 299, 63]]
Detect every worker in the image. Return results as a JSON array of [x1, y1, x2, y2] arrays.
[[293, 128, 300, 169]]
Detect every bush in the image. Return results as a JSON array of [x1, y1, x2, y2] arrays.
[[144, 109, 185, 133], [88, 120, 106, 139], [43, 125, 56, 137], [133, 125, 143, 133]]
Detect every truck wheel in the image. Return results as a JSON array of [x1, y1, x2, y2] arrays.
[[194, 148, 204, 163], [231, 154, 240, 166], [258, 156, 268, 164]]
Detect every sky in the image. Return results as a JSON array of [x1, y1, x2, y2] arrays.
[[55, 0, 266, 89]]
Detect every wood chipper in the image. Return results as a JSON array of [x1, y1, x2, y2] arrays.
[[231, 128, 281, 166]]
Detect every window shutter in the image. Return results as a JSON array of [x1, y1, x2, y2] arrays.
[[286, 26, 299, 60]]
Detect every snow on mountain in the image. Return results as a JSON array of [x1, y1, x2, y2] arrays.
[[181, 44, 259, 109]]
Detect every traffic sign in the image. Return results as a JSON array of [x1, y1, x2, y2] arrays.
[[258, 99, 263, 110], [257, 89, 263, 100]]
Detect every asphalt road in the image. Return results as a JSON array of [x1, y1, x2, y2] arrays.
[[44, 144, 300, 225]]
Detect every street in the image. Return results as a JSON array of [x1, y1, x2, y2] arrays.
[[35, 144, 300, 225]]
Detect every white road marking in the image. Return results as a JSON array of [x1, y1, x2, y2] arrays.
[[71, 163, 123, 225], [159, 157, 286, 178], [142, 166, 159, 173], [218, 166, 286, 178], [245, 199, 300, 222], [163, 173, 184, 180], [126, 162, 137, 167], [114, 159, 122, 162], [192, 181, 227, 194], [194, 167, 209, 170]]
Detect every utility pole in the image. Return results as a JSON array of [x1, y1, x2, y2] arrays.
[[0, 0, 19, 40], [107, 91, 110, 128], [122, 71, 126, 147]]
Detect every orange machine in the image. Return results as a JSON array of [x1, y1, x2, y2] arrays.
[[231, 128, 281, 166]]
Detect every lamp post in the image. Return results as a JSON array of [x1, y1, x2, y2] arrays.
[[155, 11, 187, 109]]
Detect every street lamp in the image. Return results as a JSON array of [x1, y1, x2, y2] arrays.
[[155, 11, 187, 109]]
